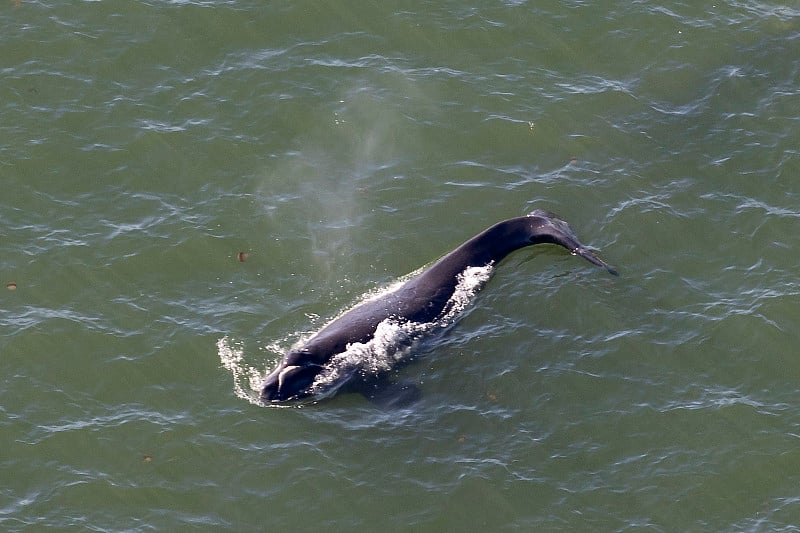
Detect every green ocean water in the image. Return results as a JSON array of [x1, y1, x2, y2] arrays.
[[2, 1, 800, 530]]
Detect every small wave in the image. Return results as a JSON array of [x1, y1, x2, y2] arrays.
[[216, 337, 266, 406]]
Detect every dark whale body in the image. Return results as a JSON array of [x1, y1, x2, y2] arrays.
[[261, 210, 616, 405]]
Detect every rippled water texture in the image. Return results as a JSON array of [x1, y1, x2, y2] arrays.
[[2, 1, 800, 530]]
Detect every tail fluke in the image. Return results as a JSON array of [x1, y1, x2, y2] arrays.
[[528, 209, 618, 276], [574, 246, 619, 276]]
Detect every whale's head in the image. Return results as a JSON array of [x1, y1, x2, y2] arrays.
[[260, 349, 324, 403]]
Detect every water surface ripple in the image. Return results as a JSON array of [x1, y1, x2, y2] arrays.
[[2, 1, 800, 531]]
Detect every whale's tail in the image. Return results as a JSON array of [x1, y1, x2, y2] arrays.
[[574, 245, 619, 276], [528, 209, 618, 276]]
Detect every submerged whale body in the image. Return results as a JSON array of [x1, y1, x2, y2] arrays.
[[261, 210, 617, 406]]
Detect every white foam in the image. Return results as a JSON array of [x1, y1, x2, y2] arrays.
[[309, 264, 494, 397], [217, 264, 494, 404], [216, 336, 266, 406], [440, 265, 494, 321]]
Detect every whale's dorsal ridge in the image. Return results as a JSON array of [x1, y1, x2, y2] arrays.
[[260, 211, 616, 405]]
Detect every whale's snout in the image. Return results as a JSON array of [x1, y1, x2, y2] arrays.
[[260, 363, 322, 403]]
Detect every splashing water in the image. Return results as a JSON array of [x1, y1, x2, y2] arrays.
[[218, 265, 494, 405], [217, 337, 268, 406]]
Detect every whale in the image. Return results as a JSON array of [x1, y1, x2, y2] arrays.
[[260, 210, 617, 406]]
